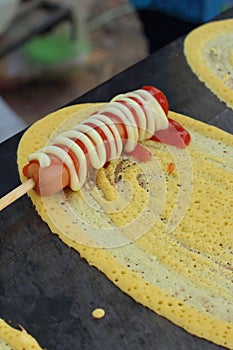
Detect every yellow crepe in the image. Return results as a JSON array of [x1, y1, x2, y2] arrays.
[[0, 318, 43, 350], [184, 18, 233, 110], [17, 103, 233, 349]]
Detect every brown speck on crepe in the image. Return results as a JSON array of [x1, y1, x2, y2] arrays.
[[184, 19, 233, 110], [17, 103, 233, 349]]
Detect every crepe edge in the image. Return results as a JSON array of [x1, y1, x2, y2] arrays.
[[0, 318, 43, 350], [184, 18, 233, 110]]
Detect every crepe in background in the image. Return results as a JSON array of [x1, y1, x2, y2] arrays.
[[184, 19, 233, 110]]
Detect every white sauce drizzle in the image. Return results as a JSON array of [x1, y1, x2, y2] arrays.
[[28, 89, 168, 191]]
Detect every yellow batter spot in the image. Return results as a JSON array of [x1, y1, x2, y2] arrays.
[[184, 19, 233, 110], [0, 318, 43, 350], [17, 103, 233, 349], [92, 308, 106, 319]]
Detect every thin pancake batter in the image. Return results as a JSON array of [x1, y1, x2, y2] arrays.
[[17, 103, 233, 349]]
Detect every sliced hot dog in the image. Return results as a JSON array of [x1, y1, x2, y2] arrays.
[[23, 86, 189, 197]]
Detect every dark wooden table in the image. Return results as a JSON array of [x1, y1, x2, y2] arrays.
[[0, 8, 232, 350]]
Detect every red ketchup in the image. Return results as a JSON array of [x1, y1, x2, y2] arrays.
[[141, 85, 190, 149], [150, 118, 191, 149], [125, 86, 191, 163]]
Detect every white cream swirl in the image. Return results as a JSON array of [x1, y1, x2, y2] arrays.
[[28, 89, 168, 191]]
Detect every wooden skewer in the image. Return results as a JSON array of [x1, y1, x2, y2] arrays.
[[0, 178, 35, 211]]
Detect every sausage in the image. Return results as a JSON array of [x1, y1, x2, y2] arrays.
[[23, 86, 169, 196]]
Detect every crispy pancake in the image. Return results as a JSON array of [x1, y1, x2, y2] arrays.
[[184, 19, 233, 110], [0, 318, 42, 350], [17, 104, 233, 349]]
